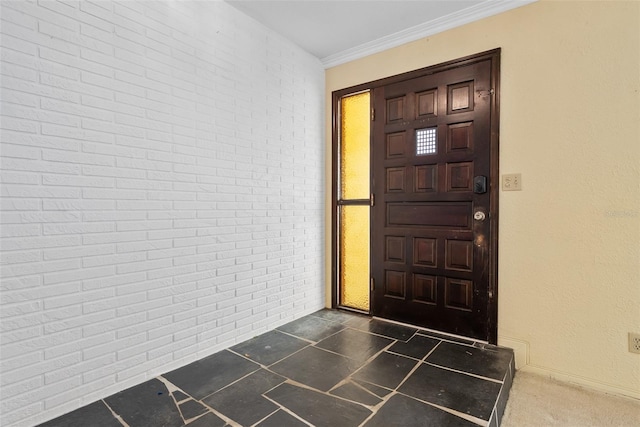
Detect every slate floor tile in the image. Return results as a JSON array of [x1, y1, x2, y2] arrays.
[[266, 382, 372, 427], [315, 328, 392, 362], [354, 379, 393, 398], [496, 369, 514, 422], [388, 334, 441, 360], [330, 381, 383, 406], [277, 315, 345, 342], [310, 308, 366, 324], [417, 331, 477, 345], [353, 351, 418, 389], [37, 310, 515, 427], [346, 317, 417, 341], [162, 350, 259, 400], [179, 399, 209, 421], [399, 362, 502, 420], [202, 369, 285, 426], [38, 400, 121, 427], [255, 409, 308, 427], [173, 390, 190, 403], [104, 378, 183, 427], [489, 411, 499, 427], [186, 412, 227, 427], [426, 341, 514, 380], [231, 329, 309, 366], [270, 346, 360, 391], [364, 393, 478, 427]]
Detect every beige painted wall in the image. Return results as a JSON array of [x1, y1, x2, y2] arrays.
[[325, 0, 640, 398]]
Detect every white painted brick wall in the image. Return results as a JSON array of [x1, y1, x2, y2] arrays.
[[0, 1, 325, 425]]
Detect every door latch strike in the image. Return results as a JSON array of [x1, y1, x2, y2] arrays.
[[370, 278, 375, 291], [371, 108, 375, 121], [370, 193, 375, 207]]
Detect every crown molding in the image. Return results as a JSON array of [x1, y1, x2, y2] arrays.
[[321, 0, 537, 69]]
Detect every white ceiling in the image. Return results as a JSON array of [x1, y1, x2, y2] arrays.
[[225, 0, 536, 68]]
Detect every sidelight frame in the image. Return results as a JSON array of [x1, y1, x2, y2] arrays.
[[333, 89, 372, 313]]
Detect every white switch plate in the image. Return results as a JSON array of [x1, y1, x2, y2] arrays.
[[502, 173, 522, 191]]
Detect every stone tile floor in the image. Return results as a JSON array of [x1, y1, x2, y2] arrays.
[[39, 309, 515, 427]]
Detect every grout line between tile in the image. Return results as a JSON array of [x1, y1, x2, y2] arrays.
[[350, 379, 383, 396], [319, 325, 350, 341], [197, 399, 242, 427], [350, 340, 419, 426], [365, 329, 418, 343], [489, 384, 504, 427], [352, 378, 395, 397], [260, 391, 314, 426], [311, 343, 363, 361], [423, 361, 504, 384], [385, 336, 442, 363], [416, 331, 477, 347], [423, 339, 443, 361], [325, 386, 381, 409], [249, 407, 280, 427], [395, 390, 489, 426], [273, 329, 318, 344], [274, 325, 351, 345], [347, 323, 420, 343], [155, 376, 189, 425], [226, 342, 317, 374], [308, 312, 359, 325], [356, 400, 384, 426], [347, 337, 398, 378], [386, 349, 423, 361], [263, 376, 377, 418], [156, 375, 230, 425], [355, 387, 405, 426], [327, 376, 352, 394], [330, 377, 385, 404], [101, 399, 130, 427], [394, 348, 430, 391], [197, 365, 263, 401]]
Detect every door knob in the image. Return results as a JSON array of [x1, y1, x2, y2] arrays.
[[474, 211, 486, 221]]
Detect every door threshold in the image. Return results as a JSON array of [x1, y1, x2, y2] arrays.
[[372, 316, 489, 345], [336, 305, 370, 316], [334, 307, 490, 345]]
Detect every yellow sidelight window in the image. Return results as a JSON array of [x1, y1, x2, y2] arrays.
[[338, 91, 370, 311]]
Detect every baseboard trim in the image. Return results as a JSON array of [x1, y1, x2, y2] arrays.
[[498, 336, 529, 369], [497, 336, 639, 400], [519, 365, 640, 401]]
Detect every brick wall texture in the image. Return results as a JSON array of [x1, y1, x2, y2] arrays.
[[0, 1, 326, 425]]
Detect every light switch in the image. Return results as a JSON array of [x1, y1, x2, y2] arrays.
[[502, 173, 522, 191]]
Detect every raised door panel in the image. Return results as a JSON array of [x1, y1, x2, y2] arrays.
[[387, 97, 406, 123], [416, 89, 437, 118], [447, 81, 474, 114]]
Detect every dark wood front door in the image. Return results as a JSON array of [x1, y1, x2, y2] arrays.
[[371, 53, 499, 342]]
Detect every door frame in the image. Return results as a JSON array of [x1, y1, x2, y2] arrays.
[[331, 48, 500, 343]]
